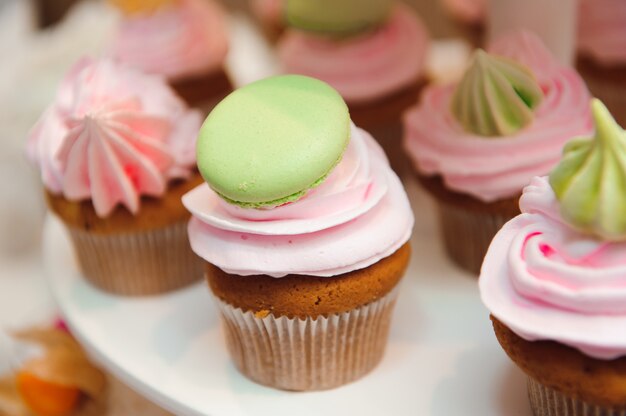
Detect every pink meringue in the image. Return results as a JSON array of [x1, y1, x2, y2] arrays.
[[183, 125, 414, 277], [404, 32, 592, 202], [277, 3, 429, 104], [110, 0, 229, 80], [481, 176, 626, 359], [27, 57, 203, 217], [578, 0, 626, 67]]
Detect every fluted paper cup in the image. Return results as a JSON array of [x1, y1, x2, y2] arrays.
[[213, 288, 400, 391], [66, 220, 202, 296], [527, 377, 626, 416]]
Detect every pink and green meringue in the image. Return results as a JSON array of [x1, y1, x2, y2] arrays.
[[550, 99, 626, 241], [451, 50, 544, 137], [404, 31, 592, 202]]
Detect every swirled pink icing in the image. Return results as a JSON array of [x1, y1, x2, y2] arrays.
[[403, 32, 592, 202], [183, 124, 414, 277], [441, 0, 485, 25], [110, 0, 228, 80], [480, 176, 626, 359], [27, 57, 203, 217], [578, 0, 626, 66], [277, 3, 429, 104]]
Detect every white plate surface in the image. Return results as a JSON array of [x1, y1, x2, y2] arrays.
[[45, 178, 532, 416]]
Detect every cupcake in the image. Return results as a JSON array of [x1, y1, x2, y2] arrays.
[[183, 75, 413, 391], [27, 57, 205, 296], [481, 99, 626, 415], [577, 0, 626, 128], [108, 0, 232, 111], [277, 0, 429, 175], [439, 0, 485, 47], [250, 0, 284, 43], [403, 31, 592, 275]]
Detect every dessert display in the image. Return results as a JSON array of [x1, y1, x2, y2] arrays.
[[0, 325, 106, 416], [404, 31, 592, 274], [182, 75, 413, 391], [481, 99, 626, 415], [108, 0, 232, 110], [277, 0, 429, 175], [27, 57, 205, 295], [577, 0, 626, 127]]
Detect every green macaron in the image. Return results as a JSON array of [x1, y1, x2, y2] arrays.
[[285, 0, 393, 36], [196, 75, 351, 208]]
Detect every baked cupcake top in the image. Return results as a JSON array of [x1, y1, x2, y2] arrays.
[[480, 99, 626, 359], [277, 2, 429, 104], [404, 31, 592, 202], [183, 75, 413, 277], [109, 0, 228, 80], [27, 57, 203, 217]]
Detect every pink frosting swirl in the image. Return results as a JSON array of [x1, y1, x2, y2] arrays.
[[578, 0, 626, 66], [27, 57, 203, 217], [481, 176, 626, 359], [183, 125, 414, 277], [277, 4, 429, 104], [110, 0, 228, 80], [403, 32, 592, 202]]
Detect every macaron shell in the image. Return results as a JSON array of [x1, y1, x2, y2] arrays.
[[197, 75, 350, 207], [285, 0, 393, 35]]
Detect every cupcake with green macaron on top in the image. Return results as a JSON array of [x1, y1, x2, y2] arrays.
[[182, 74, 414, 391]]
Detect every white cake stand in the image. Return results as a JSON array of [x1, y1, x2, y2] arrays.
[[44, 178, 532, 416]]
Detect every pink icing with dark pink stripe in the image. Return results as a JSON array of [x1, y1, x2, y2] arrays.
[[481, 176, 626, 359], [27, 58, 202, 217]]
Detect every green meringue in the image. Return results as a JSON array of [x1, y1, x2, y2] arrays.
[[285, 0, 392, 36], [549, 99, 626, 241], [450, 50, 544, 137]]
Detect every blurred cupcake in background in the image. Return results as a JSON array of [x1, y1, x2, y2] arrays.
[[440, 0, 485, 47], [404, 31, 592, 274], [183, 75, 413, 391], [577, 0, 626, 128], [249, 0, 284, 43], [27, 58, 205, 296], [481, 100, 626, 416], [109, 0, 232, 111], [277, 0, 429, 176]]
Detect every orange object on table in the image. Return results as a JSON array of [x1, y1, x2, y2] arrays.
[[16, 371, 80, 416]]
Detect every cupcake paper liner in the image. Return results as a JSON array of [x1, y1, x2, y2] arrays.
[[213, 287, 400, 391], [66, 220, 203, 296], [436, 199, 516, 275], [527, 377, 626, 416]]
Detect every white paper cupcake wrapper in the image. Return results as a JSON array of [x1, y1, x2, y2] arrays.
[[527, 377, 626, 416], [213, 287, 400, 391], [66, 220, 203, 296], [436, 199, 516, 275]]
